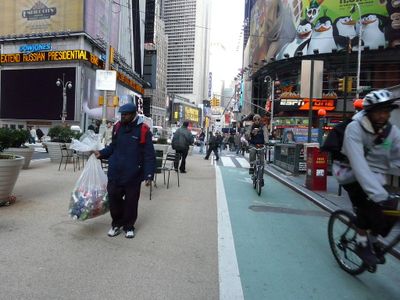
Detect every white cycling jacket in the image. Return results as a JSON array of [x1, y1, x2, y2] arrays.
[[340, 111, 400, 202]]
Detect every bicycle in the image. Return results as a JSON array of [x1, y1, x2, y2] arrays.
[[250, 145, 266, 196], [327, 206, 400, 275]]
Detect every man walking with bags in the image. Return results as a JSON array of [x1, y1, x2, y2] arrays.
[[94, 101, 155, 238], [172, 121, 194, 173]]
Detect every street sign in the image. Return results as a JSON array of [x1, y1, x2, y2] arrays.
[[95, 70, 117, 91]]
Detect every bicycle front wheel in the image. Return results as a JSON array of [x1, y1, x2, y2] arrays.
[[256, 167, 263, 196], [328, 210, 366, 275]]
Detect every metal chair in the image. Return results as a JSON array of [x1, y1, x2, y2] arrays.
[[59, 144, 80, 171], [155, 151, 181, 189]]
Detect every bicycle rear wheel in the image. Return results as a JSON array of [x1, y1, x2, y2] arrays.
[[328, 210, 366, 275], [252, 166, 257, 189], [256, 167, 263, 196]]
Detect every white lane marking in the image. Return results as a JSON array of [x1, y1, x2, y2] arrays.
[[236, 157, 250, 169], [216, 166, 244, 300], [220, 157, 235, 168]]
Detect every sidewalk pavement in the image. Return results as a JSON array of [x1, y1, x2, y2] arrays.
[[265, 163, 400, 258], [0, 155, 218, 300]]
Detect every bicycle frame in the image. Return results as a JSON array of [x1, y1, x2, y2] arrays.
[[250, 146, 266, 196]]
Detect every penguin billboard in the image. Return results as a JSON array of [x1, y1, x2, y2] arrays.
[[248, 0, 399, 65]]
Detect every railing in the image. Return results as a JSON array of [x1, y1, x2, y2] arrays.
[[273, 143, 304, 176]]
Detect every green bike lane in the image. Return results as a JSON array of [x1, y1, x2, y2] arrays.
[[217, 165, 400, 300]]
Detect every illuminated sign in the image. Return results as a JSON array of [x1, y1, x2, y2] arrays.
[[20, 43, 52, 53], [0, 50, 144, 95], [299, 99, 336, 111], [280, 99, 303, 106], [0, 50, 90, 63], [184, 107, 199, 122]]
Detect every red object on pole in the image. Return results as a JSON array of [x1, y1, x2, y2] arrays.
[[317, 108, 327, 117], [353, 98, 363, 110], [305, 147, 327, 191]]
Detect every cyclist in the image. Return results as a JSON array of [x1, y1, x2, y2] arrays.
[[248, 114, 269, 178], [338, 89, 400, 266]]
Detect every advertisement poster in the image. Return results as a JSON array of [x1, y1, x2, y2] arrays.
[[249, 0, 400, 64], [0, 0, 84, 35]]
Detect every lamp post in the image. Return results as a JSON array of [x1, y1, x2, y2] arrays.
[[56, 73, 72, 124], [264, 75, 274, 135], [350, 2, 362, 98]]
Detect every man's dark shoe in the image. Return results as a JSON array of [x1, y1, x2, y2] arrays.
[[249, 167, 254, 175], [373, 243, 386, 264], [355, 243, 378, 266], [180, 170, 186, 173], [204, 157, 208, 160], [215, 157, 219, 161]]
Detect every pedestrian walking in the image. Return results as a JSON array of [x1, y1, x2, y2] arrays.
[[204, 132, 219, 160], [198, 129, 205, 154], [36, 128, 44, 142], [94, 102, 155, 238], [102, 121, 113, 146], [171, 121, 194, 173], [234, 132, 241, 155], [29, 126, 37, 144], [216, 131, 223, 153], [240, 134, 249, 155]]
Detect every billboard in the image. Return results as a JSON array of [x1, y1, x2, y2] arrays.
[[84, 0, 120, 49], [0, 0, 84, 36], [0, 68, 76, 120], [249, 0, 400, 64]]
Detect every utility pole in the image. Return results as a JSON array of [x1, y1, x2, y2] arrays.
[[307, 60, 314, 143], [342, 38, 351, 120], [99, 0, 112, 138]]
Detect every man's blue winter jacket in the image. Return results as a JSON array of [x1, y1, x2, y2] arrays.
[[99, 117, 156, 185]]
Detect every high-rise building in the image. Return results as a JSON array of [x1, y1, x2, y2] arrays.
[[164, 0, 211, 105], [144, 0, 168, 127]]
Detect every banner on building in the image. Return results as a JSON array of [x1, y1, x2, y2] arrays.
[[0, 0, 84, 35], [248, 0, 398, 65]]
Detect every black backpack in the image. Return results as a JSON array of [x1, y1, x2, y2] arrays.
[[321, 118, 392, 161], [320, 119, 352, 161]]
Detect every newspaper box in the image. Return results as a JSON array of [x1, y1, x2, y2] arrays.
[[305, 147, 327, 191]]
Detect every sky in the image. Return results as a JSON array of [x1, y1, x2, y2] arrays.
[[209, 0, 244, 88]]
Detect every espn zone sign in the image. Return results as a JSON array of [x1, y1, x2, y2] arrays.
[[279, 98, 336, 111]]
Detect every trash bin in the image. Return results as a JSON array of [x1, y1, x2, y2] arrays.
[[305, 147, 327, 191]]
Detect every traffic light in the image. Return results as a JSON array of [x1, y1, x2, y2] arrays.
[[112, 96, 119, 107], [109, 46, 115, 65], [98, 95, 104, 106], [346, 76, 353, 93], [338, 78, 345, 92]]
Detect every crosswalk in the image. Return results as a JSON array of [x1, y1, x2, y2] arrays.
[[215, 153, 251, 169]]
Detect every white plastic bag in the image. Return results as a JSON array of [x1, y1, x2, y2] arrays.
[[70, 130, 103, 152], [69, 154, 108, 221]]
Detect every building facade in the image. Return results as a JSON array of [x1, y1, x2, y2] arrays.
[[240, 0, 400, 138], [144, 0, 168, 127], [0, 0, 146, 131], [164, 0, 211, 105]]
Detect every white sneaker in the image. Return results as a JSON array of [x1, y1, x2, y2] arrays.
[[107, 226, 122, 237], [125, 229, 135, 239]]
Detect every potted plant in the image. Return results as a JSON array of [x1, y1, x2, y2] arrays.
[[44, 125, 81, 163], [0, 128, 25, 205], [2, 128, 34, 169]]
